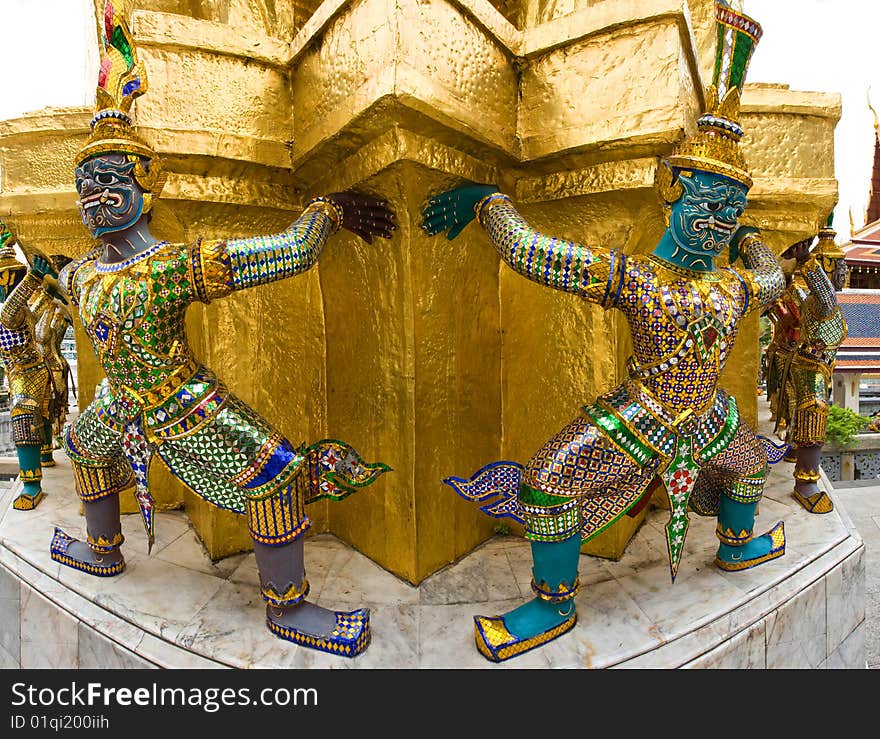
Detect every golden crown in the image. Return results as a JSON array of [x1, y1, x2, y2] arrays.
[[813, 214, 845, 260], [76, 1, 164, 196], [0, 219, 25, 274], [657, 2, 762, 202]]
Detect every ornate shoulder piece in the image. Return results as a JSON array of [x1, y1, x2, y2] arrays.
[[188, 238, 233, 303], [60, 248, 102, 307]]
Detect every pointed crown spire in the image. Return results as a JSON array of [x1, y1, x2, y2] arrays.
[[75, 0, 158, 171], [657, 1, 762, 203]]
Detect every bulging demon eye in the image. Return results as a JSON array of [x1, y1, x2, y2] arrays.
[[706, 202, 722, 212], [95, 172, 117, 186]]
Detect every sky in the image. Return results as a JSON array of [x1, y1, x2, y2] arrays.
[[0, 0, 877, 243]]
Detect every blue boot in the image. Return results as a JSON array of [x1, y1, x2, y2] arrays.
[[714, 495, 785, 572], [474, 534, 580, 662]]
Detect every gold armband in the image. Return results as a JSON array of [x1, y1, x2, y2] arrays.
[[304, 197, 344, 233]]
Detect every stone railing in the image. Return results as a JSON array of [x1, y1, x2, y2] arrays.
[[821, 434, 880, 482]]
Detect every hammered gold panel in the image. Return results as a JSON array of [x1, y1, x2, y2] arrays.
[[395, 0, 518, 152], [741, 113, 838, 181], [290, 0, 397, 160], [519, 19, 696, 161], [317, 162, 499, 583], [135, 46, 291, 154], [291, 0, 517, 167]]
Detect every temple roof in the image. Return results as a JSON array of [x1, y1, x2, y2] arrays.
[[836, 291, 880, 371]]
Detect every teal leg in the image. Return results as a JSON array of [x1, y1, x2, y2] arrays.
[[13, 444, 44, 510], [504, 535, 581, 637], [474, 533, 581, 661], [41, 420, 55, 465], [715, 495, 785, 571]]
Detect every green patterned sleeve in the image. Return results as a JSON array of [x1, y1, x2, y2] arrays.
[[800, 256, 839, 318], [188, 199, 341, 303], [732, 230, 786, 316], [476, 194, 623, 306]]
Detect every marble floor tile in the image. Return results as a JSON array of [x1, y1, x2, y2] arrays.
[[419, 598, 554, 668], [154, 528, 247, 579], [121, 510, 192, 558], [21, 584, 78, 645], [20, 586, 78, 668], [822, 621, 866, 669], [135, 632, 227, 669], [227, 553, 259, 588], [21, 638, 78, 669], [418, 542, 522, 606], [595, 520, 668, 579], [765, 577, 827, 668], [91, 557, 226, 643], [301, 536, 358, 601], [320, 547, 419, 606], [826, 549, 865, 654], [0, 564, 20, 661], [865, 546, 880, 596], [503, 542, 612, 601], [0, 595, 20, 663], [683, 621, 766, 669], [78, 623, 157, 669], [176, 579, 290, 668], [832, 487, 880, 519], [0, 640, 20, 669], [544, 577, 664, 669], [613, 561, 747, 642], [0, 560, 20, 600]]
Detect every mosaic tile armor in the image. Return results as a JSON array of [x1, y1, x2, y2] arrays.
[[427, 1, 788, 661], [766, 274, 804, 422], [772, 256, 847, 445], [48, 0, 394, 658], [0, 272, 53, 448], [0, 227, 61, 510], [461, 197, 783, 572], [59, 203, 385, 545]]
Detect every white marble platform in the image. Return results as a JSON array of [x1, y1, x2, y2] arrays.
[[0, 446, 867, 669]]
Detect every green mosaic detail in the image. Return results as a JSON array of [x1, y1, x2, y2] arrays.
[[660, 437, 700, 581], [225, 208, 333, 291], [728, 34, 754, 93], [519, 483, 570, 508], [583, 404, 654, 467], [523, 505, 580, 543], [699, 396, 739, 462], [154, 396, 286, 512]]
